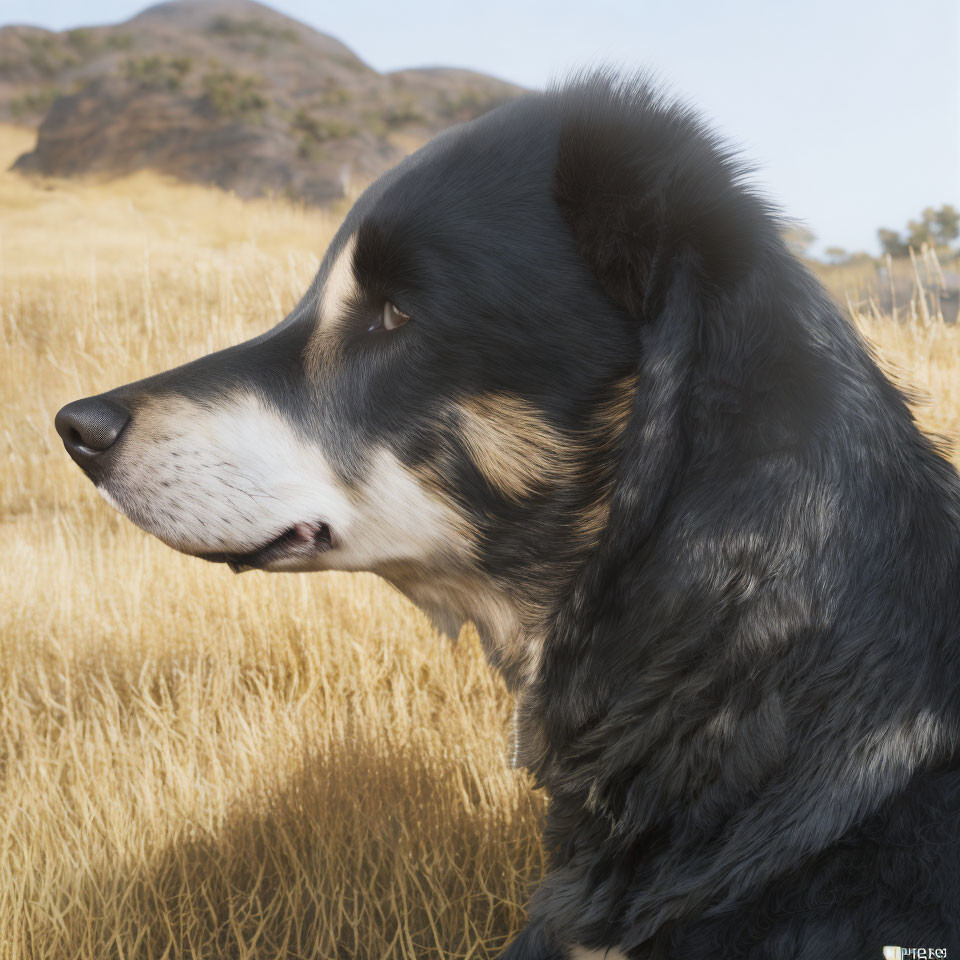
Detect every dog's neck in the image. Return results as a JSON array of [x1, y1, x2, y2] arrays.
[[381, 562, 536, 680]]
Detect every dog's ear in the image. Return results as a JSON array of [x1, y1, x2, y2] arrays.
[[547, 76, 772, 600], [524, 77, 782, 766], [552, 74, 769, 322]]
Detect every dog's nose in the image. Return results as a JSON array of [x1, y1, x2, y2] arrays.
[[55, 397, 130, 468]]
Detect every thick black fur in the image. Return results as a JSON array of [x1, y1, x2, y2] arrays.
[[504, 76, 960, 957], [57, 72, 960, 956]]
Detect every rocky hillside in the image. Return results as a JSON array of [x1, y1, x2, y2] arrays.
[[1, 0, 522, 203]]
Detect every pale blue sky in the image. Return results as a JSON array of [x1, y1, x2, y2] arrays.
[[5, 0, 958, 255]]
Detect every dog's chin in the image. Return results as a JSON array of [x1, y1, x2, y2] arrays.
[[96, 486, 335, 573], [194, 522, 335, 574]]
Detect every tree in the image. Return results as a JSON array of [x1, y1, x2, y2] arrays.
[[906, 211, 932, 249], [879, 204, 959, 257], [934, 204, 959, 244], [877, 228, 908, 258], [824, 246, 848, 265]]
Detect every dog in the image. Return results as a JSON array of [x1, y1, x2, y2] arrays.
[[55, 73, 960, 957]]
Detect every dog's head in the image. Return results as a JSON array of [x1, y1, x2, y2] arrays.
[[54, 75, 776, 679]]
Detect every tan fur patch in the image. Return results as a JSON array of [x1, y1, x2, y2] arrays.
[[596, 374, 637, 447], [578, 496, 614, 543], [455, 393, 578, 500], [575, 373, 637, 543], [307, 233, 357, 371]]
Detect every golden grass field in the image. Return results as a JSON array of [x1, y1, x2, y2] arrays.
[[1, 121, 958, 959]]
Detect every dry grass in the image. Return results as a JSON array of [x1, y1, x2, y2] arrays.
[[824, 249, 960, 449], [0, 121, 958, 959]]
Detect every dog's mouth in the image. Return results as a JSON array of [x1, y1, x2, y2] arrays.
[[198, 521, 333, 573]]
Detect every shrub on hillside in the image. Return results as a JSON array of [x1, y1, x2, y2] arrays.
[[202, 66, 270, 120], [124, 55, 192, 92]]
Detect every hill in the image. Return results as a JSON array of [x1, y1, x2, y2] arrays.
[[0, 0, 522, 203]]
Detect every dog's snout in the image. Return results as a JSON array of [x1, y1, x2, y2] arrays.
[[55, 397, 130, 469]]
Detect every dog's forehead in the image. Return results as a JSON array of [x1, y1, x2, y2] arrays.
[[343, 96, 561, 250], [312, 101, 564, 313]]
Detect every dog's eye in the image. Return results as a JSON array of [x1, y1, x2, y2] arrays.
[[371, 301, 411, 332]]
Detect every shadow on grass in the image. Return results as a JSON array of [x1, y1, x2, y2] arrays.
[[22, 733, 545, 960]]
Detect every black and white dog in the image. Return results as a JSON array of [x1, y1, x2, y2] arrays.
[[55, 75, 960, 957]]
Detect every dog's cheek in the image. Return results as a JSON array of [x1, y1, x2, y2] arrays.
[[327, 447, 478, 572], [454, 393, 579, 501]]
